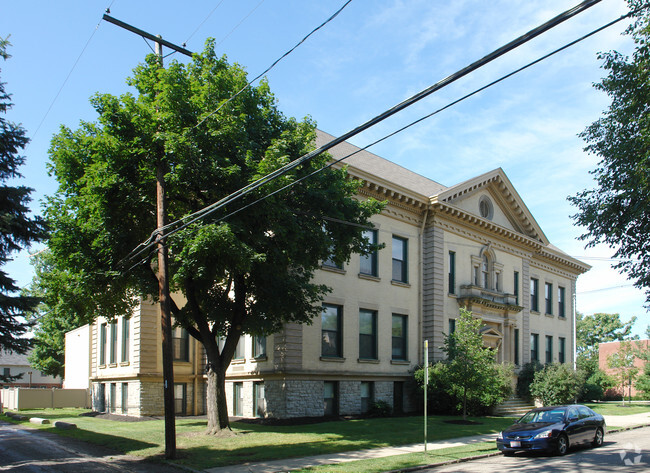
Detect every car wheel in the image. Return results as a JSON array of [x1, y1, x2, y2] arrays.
[[592, 428, 604, 447], [556, 434, 569, 456]]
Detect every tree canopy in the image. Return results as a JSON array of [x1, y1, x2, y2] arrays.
[[40, 39, 383, 431], [0, 37, 46, 362], [576, 312, 637, 374], [569, 0, 650, 306], [440, 308, 512, 419]]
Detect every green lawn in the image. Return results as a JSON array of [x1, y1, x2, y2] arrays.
[[8, 404, 647, 471], [3, 410, 514, 470], [586, 402, 650, 416]]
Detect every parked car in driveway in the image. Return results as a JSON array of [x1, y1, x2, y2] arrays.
[[496, 404, 606, 456]]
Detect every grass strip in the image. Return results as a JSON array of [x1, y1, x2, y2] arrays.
[[291, 442, 498, 473]]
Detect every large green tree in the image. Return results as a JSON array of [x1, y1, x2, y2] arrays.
[[569, 0, 650, 306], [0, 37, 46, 365], [576, 312, 637, 374], [41, 40, 382, 433]]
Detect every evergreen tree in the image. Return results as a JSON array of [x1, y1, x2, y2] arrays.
[[0, 37, 46, 364]]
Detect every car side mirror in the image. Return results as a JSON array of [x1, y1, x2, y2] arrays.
[[568, 416, 579, 422]]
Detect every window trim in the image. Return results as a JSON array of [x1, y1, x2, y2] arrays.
[[391, 313, 408, 361], [448, 251, 456, 295], [545, 282, 553, 315], [321, 304, 343, 358], [391, 236, 408, 283], [530, 333, 539, 362], [530, 278, 539, 312], [359, 309, 378, 360], [558, 286, 566, 318], [360, 229, 378, 277], [546, 335, 553, 363]]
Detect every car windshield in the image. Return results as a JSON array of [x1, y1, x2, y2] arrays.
[[519, 409, 566, 424]]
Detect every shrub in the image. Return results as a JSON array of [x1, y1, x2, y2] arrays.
[[367, 400, 392, 417], [579, 368, 616, 402], [530, 363, 585, 406]]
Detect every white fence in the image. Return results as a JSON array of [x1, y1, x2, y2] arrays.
[[1, 388, 89, 411]]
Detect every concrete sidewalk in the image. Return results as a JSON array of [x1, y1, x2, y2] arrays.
[[204, 412, 650, 473], [204, 432, 497, 473]]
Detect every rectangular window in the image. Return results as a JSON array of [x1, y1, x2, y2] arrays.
[[448, 251, 456, 294], [3, 367, 10, 378], [109, 383, 116, 413], [99, 323, 107, 366], [234, 335, 245, 360], [391, 314, 408, 361], [559, 337, 566, 363], [360, 230, 378, 276], [253, 335, 267, 358], [109, 321, 117, 364], [324, 381, 338, 416], [545, 282, 553, 314], [360, 381, 374, 414], [173, 327, 190, 362], [530, 333, 539, 362], [391, 236, 408, 283], [448, 318, 456, 334], [254, 382, 266, 417], [514, 328, 520, 365], [174, 383, 187, 416], [121, 317, 130, 363], [233, 382, 243, 416], [514, 271, 519, 305], [322, 304, 342, 358], [558, 286, 566, 318], [530, 278, 539, 312], [359, 309, 377, 360], [546, 335, 553, 363], [121, 383, 128, 414]]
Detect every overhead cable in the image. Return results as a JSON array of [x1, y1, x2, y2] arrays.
[[118, 0, 605, 269], [193, 0, 354, 130]]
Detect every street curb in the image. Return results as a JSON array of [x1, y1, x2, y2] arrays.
[[386, 423, 650, 473]]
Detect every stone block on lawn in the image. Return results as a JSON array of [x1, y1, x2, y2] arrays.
[[29, 417, 50, 425], [54, 421, 77, 430]]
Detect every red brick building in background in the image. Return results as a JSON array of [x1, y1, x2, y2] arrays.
[[599, 339, 650, 398]]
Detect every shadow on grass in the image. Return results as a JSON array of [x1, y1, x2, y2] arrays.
[[171, 415, 516, 470], [49, 426, 159, 456]]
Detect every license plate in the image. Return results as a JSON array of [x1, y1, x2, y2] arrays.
[[510, 441, 521, 447]]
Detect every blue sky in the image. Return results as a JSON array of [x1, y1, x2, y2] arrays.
[[1, 0, 647, 336]]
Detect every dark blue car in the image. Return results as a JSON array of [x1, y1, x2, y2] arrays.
[[496, 404, 606, 456]]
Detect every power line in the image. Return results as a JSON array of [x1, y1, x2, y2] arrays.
[[214, 0, 267, 50], [193, 0, 354, 131], [577, 283, 637, 295], [183, 0, 227, 47], [29, 9, 110, 141], [118, 0, 605, 269]]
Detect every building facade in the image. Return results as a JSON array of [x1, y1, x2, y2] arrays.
[[0, 349, 62, 389], [67, 130, 589, 418]]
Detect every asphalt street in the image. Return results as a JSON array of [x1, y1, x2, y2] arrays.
[[423, 426, 650, 473], [0, 420, 185, 473]]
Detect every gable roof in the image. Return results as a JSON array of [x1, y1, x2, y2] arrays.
[[433, 168, 549, 245], [315, 129, 446, 197]]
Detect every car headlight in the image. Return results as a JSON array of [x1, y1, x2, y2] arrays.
[[533, 430, 553, 440]]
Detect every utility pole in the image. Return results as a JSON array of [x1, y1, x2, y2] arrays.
[[103, 13, 193, 460]]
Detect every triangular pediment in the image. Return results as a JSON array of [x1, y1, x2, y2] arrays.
[[432, 168, 548, 245]]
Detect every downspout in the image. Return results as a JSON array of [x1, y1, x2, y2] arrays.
[[418, 208, 429, 365], [573, 279, 577, 370]]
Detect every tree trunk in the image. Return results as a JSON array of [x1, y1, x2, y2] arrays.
[[462, 386, 467, 420], [205, 355, 231, 434]]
